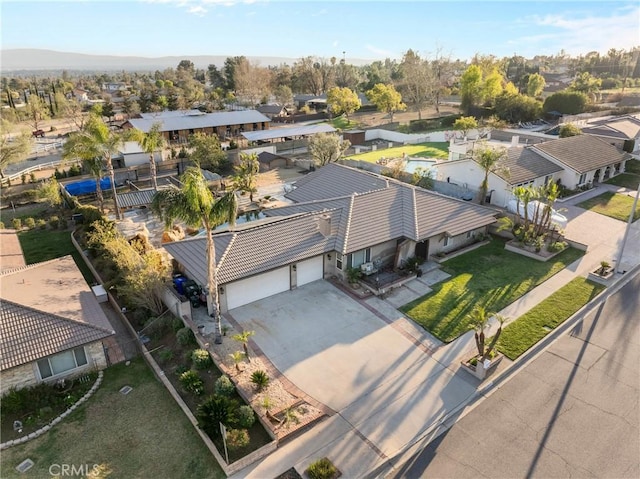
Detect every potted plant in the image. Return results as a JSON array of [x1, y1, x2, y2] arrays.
[[346, 267, 362, 287], [596, 260, 611, 276], [588, 259, 615, 284], [462, 306, 506, 380]]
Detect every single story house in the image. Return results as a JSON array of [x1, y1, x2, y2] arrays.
[[124, 110, 271, 144], [257, 152, 293, 172], [0, 256, 116, 394], [256, 104, 290, 119], [115, 141, 163, 168], [438, 135, 630, 207], [580, 115, 640, 153], [164, 164, 497, 312]]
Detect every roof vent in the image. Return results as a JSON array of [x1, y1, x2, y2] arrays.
[[318, 214, 331, 237]]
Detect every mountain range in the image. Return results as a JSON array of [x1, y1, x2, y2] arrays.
[[0, 49, 370, 73]]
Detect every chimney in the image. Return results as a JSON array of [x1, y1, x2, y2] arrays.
[[318, 214, 331, 237], [511, 135, 520, 147]]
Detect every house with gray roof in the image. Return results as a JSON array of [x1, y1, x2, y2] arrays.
[[532, 134, 631, 187], [163, 164, 497, 312], [124, 109, 271, 144], [580, 115, 640, 153], [0, 256, 115, 394]]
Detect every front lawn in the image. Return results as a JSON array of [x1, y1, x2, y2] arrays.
[[0, 359, 225, 479], [18, 229, 95, 283], [346, 142, 449, 163], [605, 173, 640, 190], [329, 115, 360, 130], [577, 191, 640, 222], [400, 239, 584, 342], [496, 277, 605, 360], [625, 158, 640, 175]]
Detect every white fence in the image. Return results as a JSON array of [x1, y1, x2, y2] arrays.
[[363, 129, 476, 144], [1, 158, 82, 185]]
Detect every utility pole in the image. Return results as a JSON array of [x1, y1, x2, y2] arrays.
[[615, 185, 640, 274]]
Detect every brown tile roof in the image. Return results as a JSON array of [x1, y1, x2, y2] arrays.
[[493, 147, 564, 185], [1, 300, 113, 371], [533, 135, 631, 174], [0, 229, 26, 272]]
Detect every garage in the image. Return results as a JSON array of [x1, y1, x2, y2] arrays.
[[295, 255, 323, 287], [225, 266, 290, 310]]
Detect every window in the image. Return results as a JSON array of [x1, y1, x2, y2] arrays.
[[37, 347, 89, 379], [336, 253, 343, 270], [350, 248, 371, 268], [578, 173, 587, 185], [466, 231, 473, 239], [443, 236, 450, 247], [544, 175, 552, 185]]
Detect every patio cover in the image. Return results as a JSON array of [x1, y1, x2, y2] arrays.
[[242, 123, 336, 142]]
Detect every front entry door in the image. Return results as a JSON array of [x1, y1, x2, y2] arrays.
[[415, 240, 429, 260]]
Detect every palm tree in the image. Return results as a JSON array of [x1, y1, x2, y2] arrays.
[[232, 153, 259, 203], [474, 144, 508, 205], [232, 330, 255, 361], [469, 306, 507, 362], [132, 122, 165, 191], [62, 114, 127, 218], [151, 166, 237, 344]]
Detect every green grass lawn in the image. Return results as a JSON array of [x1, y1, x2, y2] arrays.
[[496, 277, 605, 360], [400, 239, 585, 342], [18, 229, 96, 284], [0, 359, 225, 479], [605, 173, 640, 190], [577, 191, 640, 222], [346, 142, 449, 163], [329, 115, 361, 130]]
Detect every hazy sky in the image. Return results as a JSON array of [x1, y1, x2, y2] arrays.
[[2, 0, 639, 61]]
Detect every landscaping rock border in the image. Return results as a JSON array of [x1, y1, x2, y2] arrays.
[[0, 371, 103, 451]]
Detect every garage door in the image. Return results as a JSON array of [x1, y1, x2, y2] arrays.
[[296, 256, 323, 287], [225, 267, 290, 310]]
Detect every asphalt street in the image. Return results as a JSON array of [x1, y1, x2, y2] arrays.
[[388, 269, 640, 479]]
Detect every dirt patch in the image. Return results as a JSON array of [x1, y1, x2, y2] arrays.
[[256, 167, 306, 188]]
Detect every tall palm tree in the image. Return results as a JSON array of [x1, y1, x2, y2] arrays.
[[473, 144, 508, 205], [232, 153, 259, 202], [151, 167, 237, 344], [132, 122, 165, 190], [62, 114, 127, 218]]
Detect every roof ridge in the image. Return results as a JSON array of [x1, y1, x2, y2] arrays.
[[411, 187, 419, 239], [0, 298, 115, 335], [0, 254, 72, 277], [216, 233, 237, 272], [341, 194, 356, 254]]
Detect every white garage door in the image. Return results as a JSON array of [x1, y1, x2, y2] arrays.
[[225, 267, 290, 310], [296, 256, 323, 287]]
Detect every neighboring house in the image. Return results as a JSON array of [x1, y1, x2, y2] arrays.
[[164, 164, 497, 312], [293, 93, 371, 110], [256, 104, 290, 119], [257, 152, 293, 172], [0, 256, 116, 394], [124, 109, 271, 144], [580, 115, 640, 152], [102, 82, 129, 93], [438, 135, 630, 207], [116, 141, 164, 168], [438, 146, 565, 207], [531, 134, 630, 187], [72, 88, 89, 102]]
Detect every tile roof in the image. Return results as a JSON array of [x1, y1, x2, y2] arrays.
[[256, 104, 287, 115], [582, 116, 640, 140], [533, 135, 631, 174], [128, 110, 271, 133], [1, 300, 113, 371], [493, 147, 564, 185], [164, 163, 497, 285]]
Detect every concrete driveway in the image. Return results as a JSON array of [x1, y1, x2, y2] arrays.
[[228, 280, 477, 459]]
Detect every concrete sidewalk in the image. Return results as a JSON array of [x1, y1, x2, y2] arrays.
[[230, 184, 640, 478]]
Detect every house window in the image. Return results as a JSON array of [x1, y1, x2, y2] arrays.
[[350, 248, 371, 268], [466, 231, 473, 239], [336, 253, 343, 270], [37, 347, 88, 379], [544, 175, 552, 185], [578, 173, 587, 185], [443, 236, 450, 247]]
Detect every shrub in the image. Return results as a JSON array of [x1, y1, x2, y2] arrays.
[[306, 457, 338, 479], [59, 217, 68, 230], [171, 317, 184, 332], [197, 395, 239, 437], [179, 370, 204, 395], [144, 315, 173, 340], [214, 375, 235, 396], [74, 204, 103, 225], [226, 429, 250, 449], [192, 349, 213, 370], [12, 218, 21, 230], [24, 217, 36, 229], [547, 241, 567, 253], [0, 221, 4, 229], [237, 405, 256, 428], [157, 349, 174, 364], [30, 172, 36, 183], [250, 370, 269, 391], [23, 189, 40, 202], [49, 215, 60, 229], [176, 327, 196, 346], [21, 173, 26, 185], [37, 219, 47, 229]]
